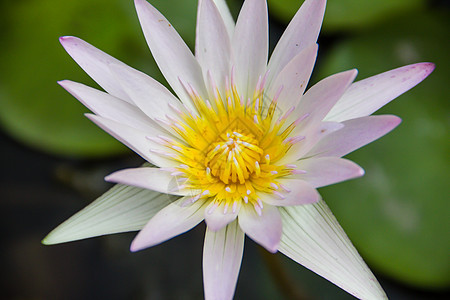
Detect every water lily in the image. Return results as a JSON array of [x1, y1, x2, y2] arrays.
[[43, 0, 434, 298]]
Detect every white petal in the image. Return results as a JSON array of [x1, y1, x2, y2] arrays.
[[279, 121, 344, 164], [307, 115, 402, 158], [196, 0, 232, 94], [212, 0, 235, 39], [105, 167, 190, 196], [86, 114, 177, 168], [259, 179, 319, 206], [42, 184, 174, 244], [232, 0, 268, 99], [59, 36, 133, 103], [59, 80, 157, 132], [267, 0, 326, 84], [108, 64, 184, 121], [130, 197, 206, 251], [267, 43, 318, 112], [279, 200, 387, 299], [204, 201, 239, 231], [293, 157, 364, 188], [325, 62, 435, 122], [134, 0, 207, 111], [291, 69, 358, 133], [238, 204, 282, 253], [203, 220, 244, 300]]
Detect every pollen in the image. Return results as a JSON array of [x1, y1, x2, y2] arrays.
[[159, 75, 300, 214]]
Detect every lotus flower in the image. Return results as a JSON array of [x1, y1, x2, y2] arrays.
[[43, 0, 434, 299]]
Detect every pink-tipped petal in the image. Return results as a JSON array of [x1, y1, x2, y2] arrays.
[[293, 157, 365, 188], [267, 43, 318, 112], [267, 0, 326, 84], [108, 64, 184, 121], [203, 221, 244, 300], [232, 0, 268, 99], [59, 36, 133, 103], [86, 114, 177, 168], [279, 200, 387, 299], [58, 80, 156, 132], [238, 203, 282, 253], [204, 201, 240, 231], [134, 0, 207, 110], [43, 184, 175, 245], [105, 167, 190, 196], [307, 115, 402, 158], [259, 179, 320, 206], [130, 198, 206, 251], [196, 0, 232, 94], [326, 62, 435, 122]]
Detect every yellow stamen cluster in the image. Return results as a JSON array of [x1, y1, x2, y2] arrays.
[[161, 79, 300, 213]]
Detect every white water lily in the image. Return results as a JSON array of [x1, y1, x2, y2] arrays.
[[43, 0, 434, 299]]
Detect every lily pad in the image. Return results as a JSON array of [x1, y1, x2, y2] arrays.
[[267, 0, 425, 32], [316, 10, 449, 288], [0, 0, 197, 157]]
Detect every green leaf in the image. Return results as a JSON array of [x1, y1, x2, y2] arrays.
[[317, 10, 450, 288], [267, 0, 425, 32], [0, 0, 197, 157]]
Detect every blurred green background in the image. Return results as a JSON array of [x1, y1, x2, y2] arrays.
[[1, 0, 448, 299]]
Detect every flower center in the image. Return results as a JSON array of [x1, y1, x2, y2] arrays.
[[205, 130, 262, 185]]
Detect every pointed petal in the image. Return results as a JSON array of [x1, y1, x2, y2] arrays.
[[58, 80, 157, 132], [259, 179, 319, 206], [279, 200, 387, 299], [232, 0, 268, 99], [108, 64, 184, 121], [43, 184, 174, 244], [293, 157, 364, 188], [267, 43, 318, 112], [267, 0, 326, 84], [86, 114, 177, 168], [105, 167, 190, 196], [307, 115, 402, 158], [130, 198, 206, 251], [196, 0, 232, 94], [326, 62, 435, 122], [212, 0, 235, 39], [204, 201, 239, 231], [238, 204, 282, 253], [203, 221, 244, 300], [134, 0, 207, 110], [291, 69, 358, 132], [59, 36, 133, 103]]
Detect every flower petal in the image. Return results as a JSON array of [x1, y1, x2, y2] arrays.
[[267, 43, 318, 112], [42, 184, 174, 245], [203, 220, 244, 300], [108, 64, 184, 121], [279, 200, 387, 299], [59, 36, 133, 103], [212, 0, 235, 39], [130, 198, 206, 251], [325, 62, 435, 122], [232, 0, 268, 99], [58, 80, 157, 132], [293, 157, 365, 188], [238, 203, 282, 253], [134, 0, 207, 110], [267, 0, 326, 84], [86, 114, 178, 168], [196, 0, 232, 94], [204, 201, 240, 231], [259, 179, 320, 206], [307, 115, 402, 158], [105, 167, 190, 196]]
